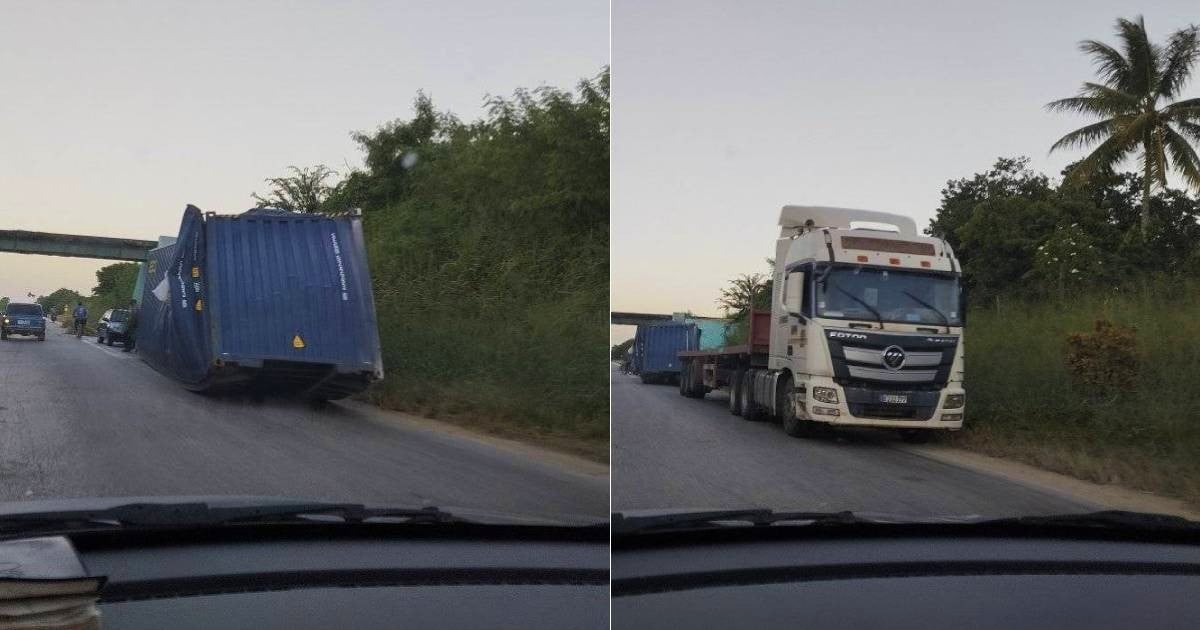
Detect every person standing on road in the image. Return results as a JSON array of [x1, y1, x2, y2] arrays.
[[72, 302, 88, 337], [123, 299, 139, 352]]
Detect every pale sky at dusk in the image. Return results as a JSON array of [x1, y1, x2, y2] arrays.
[[611, 0, 1198, 343], [0, 0, 606, 301]]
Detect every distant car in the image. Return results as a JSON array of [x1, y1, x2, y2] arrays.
[[1, 303, 46, 341], [96, 308, 132, 346]]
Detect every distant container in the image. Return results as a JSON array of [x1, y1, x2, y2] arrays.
[[634, 323, 698, 384], [671, 313, 729, 350], [138, 205, 383, 399]]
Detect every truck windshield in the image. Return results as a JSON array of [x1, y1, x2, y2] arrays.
[[110, 310, 129, 322], [816, 265, 961, 326]]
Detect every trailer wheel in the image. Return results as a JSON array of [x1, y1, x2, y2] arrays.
[[778, 375, 809, 437], [641, 373, 654, 385], [729, 368, 744, 415], [678, 364, 690, 396], [739, 371, 760, 420]]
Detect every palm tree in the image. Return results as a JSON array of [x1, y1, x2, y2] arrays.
[[1048, 16, 1200, 236]]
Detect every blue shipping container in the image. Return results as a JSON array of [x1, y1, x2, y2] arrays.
[[634, 323, 698, 384], [139, 205, 383, 398]]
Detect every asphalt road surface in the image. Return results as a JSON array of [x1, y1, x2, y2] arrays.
[[612, 365, 1091, 517], [0, 326, 607, 520]]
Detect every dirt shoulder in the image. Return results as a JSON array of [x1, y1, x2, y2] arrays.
[[899, 441, 1200, 520], [344, 400, 609, 478]]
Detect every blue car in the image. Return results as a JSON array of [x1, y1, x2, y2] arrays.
[[2, 303, 47, 341]]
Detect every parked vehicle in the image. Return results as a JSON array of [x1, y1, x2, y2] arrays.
[[1, 302, 46, 341], [677, 206, 965, 441], [138, 205, 384, 399], [633, 323, 698, 385], [96, 308, 132, 346]]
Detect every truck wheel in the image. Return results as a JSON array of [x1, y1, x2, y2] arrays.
[[739, 371, 760, 420], [641, 373, 653, 385], [778, 375, 809, 437], [105, 333, 114, 346], [678, 365, 690, 396], [729, 369, 744, 415]]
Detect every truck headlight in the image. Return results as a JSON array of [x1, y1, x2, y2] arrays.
[[812, 387, 839, 404], [944, 394, 965, 409]]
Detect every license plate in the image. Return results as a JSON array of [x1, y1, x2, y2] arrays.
[[17, 319, 29, 325], [880, 394, 908, 404]]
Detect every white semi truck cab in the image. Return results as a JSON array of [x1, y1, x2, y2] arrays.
[[678, 205, 965, 440]]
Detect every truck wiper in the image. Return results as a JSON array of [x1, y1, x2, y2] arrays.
[[978, 510, 1200, 531], [612, 509, 868, 535], [899, 290, 950, 333], [830, 285, 884, 329], [0, 501, 467, 535]]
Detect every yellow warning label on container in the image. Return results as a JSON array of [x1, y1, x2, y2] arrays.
[[194, 298, 203, 312], [192, 266, 200, 278], [292, 334, 305, 349]]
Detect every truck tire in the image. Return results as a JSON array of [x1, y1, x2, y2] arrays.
[[641, 373, 654, 385], [778, 375, 809, 437], [739, 371, 760, 420], [1, 330, 7, 341], [678, 365, 690, 396], [729, 368, 744, 415]]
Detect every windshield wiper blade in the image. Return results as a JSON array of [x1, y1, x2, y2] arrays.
[[899, 290, 950, 333], [979, 510, 1200, 531], [0, 501, 466, 533], [830, 285, 884, 329], [612, 509, 866, 535]]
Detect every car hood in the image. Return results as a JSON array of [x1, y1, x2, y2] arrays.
[[0, 495, 606, 527]]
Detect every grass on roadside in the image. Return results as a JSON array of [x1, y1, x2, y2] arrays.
[[955, 278, 1200, 506]]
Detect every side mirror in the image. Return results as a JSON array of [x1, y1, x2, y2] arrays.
[[784, 272, 805, 317]]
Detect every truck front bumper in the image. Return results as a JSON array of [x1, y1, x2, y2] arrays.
[[805, 380, 964, 430]]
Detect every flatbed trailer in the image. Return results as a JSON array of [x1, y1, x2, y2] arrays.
[[677, 311, 772, 415]]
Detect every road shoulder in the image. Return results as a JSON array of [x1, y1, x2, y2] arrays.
[[898, 443, 1200, 520], [343, 401, 609, 479]]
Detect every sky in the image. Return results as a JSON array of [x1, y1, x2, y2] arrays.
[[0, 0, 607, 302], [611, 0, 1199, 343]]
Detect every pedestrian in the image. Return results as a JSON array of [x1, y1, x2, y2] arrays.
[[123, 299, 139, 352]]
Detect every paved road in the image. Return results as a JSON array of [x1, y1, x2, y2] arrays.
[[0, 326, 607, 520], [612, 365, 1091, 517]]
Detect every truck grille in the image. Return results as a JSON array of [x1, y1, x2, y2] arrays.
[[826, 329, 958, 387]]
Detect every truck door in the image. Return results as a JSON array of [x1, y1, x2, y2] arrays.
[[771, 263, 810, 373]]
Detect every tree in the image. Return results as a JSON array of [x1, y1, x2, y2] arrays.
[[1047, 16, 1200, 236], [926, 156, 1052, 257], [92, 263, 140, 305], [716, 273, 770, 320], [35, 288, 84, 315], [252, 165, 340, 213]]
